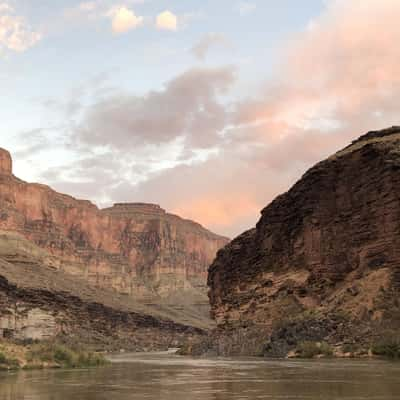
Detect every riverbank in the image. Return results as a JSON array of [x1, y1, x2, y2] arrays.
[[0, 340, 107, 371], [2, 330, 399, 372], [178, 327, 400, 360]]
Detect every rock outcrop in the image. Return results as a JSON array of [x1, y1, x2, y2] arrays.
[[207, 127, 400, 356], [0, 148, 228, 330], [0, 248, 202, 350], [0, 148, 12, 176]]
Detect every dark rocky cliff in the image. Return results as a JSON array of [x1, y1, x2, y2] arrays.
[[207, 127, 400, 356]]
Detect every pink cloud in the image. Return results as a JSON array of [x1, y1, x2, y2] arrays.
[[156, 0, 400, 235], [42, 0, 400, 237]]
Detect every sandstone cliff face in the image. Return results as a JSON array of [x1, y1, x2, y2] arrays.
[[0, 149, 12, 176], [208, 127, 400, 355], [0, 260, 202, 350], [0, 231, 203, 348], [0, 149, 228, 309]]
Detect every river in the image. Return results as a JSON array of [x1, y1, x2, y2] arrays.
[[0, 351, 399, 399]]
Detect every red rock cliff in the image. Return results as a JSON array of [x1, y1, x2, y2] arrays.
[[0, 149, 228, 303], [0, 148, 12, 175]]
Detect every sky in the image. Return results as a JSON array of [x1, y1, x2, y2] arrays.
[[1, 0, 400, 238]]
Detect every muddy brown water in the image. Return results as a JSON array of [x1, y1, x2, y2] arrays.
[[0, 352, 399, 399]]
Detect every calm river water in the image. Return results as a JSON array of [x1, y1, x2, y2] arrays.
[[0, 351, 399, 399]]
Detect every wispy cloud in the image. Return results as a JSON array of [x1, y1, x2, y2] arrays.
[[78, 2, 98, 12], [191, 33, 231, 60], [236, 1, 256, 16]]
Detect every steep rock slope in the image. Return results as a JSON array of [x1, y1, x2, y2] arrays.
[[0, 148, 228, 326], [0, 235, 203, 349], [208, 127, 400, 356]]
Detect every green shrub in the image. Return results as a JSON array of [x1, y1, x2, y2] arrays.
[[372, 335, 400, 359], [296, 341, 333, 358], [27, 343, 55, 362], [78, 352, 107, 367], [5, 357, 20, 369], [0, 351, 20, 369], [53, 345, 79, 368], [28, 342, 107, 368], [342, 343, 364, 356], [342, 343, 356, 354], [0, 352, 7, 364], [296, 341, 321, 358], [319, 342, 334, 357]]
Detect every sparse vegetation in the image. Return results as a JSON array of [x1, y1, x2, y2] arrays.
[[296, 341, 320, 358], [0, 350, 20, 370], [371, 334, 400, 359], [27, 342, 108, 368], [341, 343, 361, 357], [319, 341, 334, 357], [295, 341, 333, 358], [0, 340, 107, 370]]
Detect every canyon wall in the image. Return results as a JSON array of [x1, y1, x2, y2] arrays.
[[0, 250, 202, 350], [0, 149, 228, 306], [207, 127, 400, 356]]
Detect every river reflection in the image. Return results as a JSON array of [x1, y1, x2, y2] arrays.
[[0, 352, 399, 399]]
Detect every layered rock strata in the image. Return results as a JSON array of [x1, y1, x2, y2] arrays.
[[207, 127, 400, 356], [0, 149, 228, 327], [0, 233, 203, 348]]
